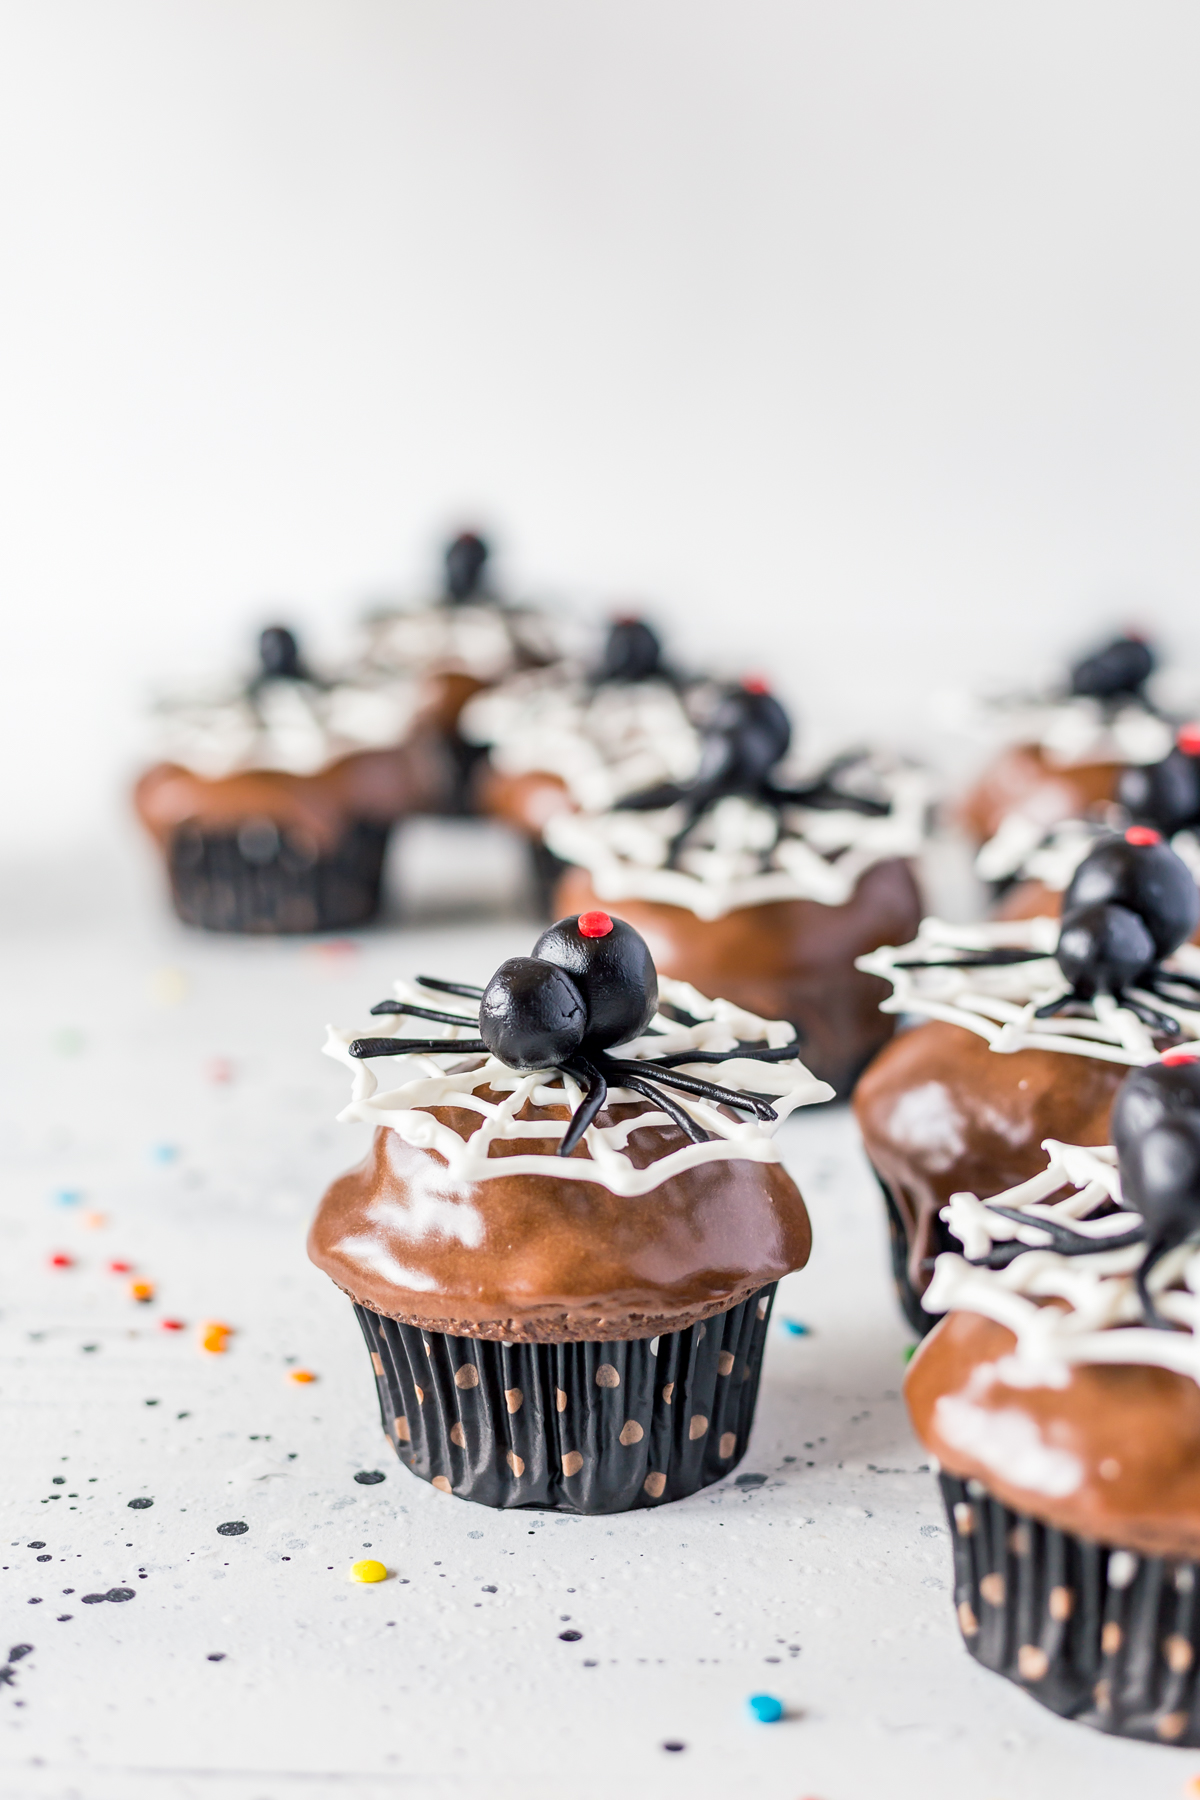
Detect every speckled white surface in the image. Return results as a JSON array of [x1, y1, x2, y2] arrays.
[[1, 843, 1195, 1800]]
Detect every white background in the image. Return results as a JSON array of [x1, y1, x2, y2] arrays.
[[3, 0, 1200, 852]]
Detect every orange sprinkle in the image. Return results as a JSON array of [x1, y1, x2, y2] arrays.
[[130, 1280, 155, 1302], [289, 1369, 317, 1384], [1184, 1778, 1200, 1799], [200, 1322, 232, 1353], [81, 1212, 107, 1229]]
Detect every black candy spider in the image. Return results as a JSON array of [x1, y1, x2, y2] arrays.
[[614, 681, 891, 870], [1118, 724, 1200, 838], [896, 829, 1200, 1036], [1067, 631, 1156, 704], [968, 1056, 1200, 1331], [591, 617, 677, 689], [348, 912, 800, 1157]]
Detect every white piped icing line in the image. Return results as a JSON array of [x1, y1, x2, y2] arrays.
[[544, 761, 928, 920], [325, 975, 833, 1194], [459, 667, 706, 812], [362, 603, 559, 684], [150, 671, 426, 779], [924, 1137, 1200, 1387], [958, 690, 1174, 768], [858, 916, 1200, 1065], [976, 812, 1200, 891]]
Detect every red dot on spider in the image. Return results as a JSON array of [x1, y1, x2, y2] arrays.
[[741, 675, 771, 695], [577, 911, 614, 938], [1179, 723, 1200, 756], [1125, 826, 1162, 846], [1162, 1050, 1200, 1066]]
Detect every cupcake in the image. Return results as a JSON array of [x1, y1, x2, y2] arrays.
[[362, 532, 559, 809], [854, 829, 1200, 1332], [907, 1056, 1200, 1745], [543, 682, 928, 1095], [460, 616, 710, 907], [959, 632, 1173, 857], [135, 626, 447, 933], [309, 910, 829, 1512]]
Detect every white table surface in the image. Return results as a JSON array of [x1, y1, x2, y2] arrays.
[[1, 834, 1196, 1800]]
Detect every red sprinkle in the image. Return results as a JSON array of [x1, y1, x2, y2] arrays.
[[1125, 826, 1162, 846], [108, 1259, 133, 1274], [1161, 1050, 1200, 1066], [1179, 723, 1200, 756], [160, 1318, 186, 1332], [48, 1253, 73, 1269], [577, 911, 614, 938], [741, 675, 771, 695]]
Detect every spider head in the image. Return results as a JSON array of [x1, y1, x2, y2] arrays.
[[443, 532, 489, 604], [595, 618, 665, 686], [478, 958, 587, 1070], [533, 911, 658, 1049], [1068, 632, 1155, 701], [1113, 1053, 1200, 1144], [1054, 902, 1157, 1000], [1115, 1086, 1200, 1263], [258, 626, 304, 680], [1061, 829, 1199, 960], [1117, 730, 1200, 836], [697, 682, 792, 793]]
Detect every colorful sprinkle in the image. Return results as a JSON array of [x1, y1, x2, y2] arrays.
[[206, 1058, 233, 1084], [903, 1344, 918, 1363], [150, 968, 189, 1005], [160, 1318, 186, 1332], [81, 1212, 107, 1230], [779, 1318, 812, 1336], [200, 1323, 232, 1354], [289, 1369, 317, 1384], [109, 1259, 133, 1274], [54, 1190, 82, 1207], [151, 1144, 179, 1165], [746, 1693, 784, 1723], [130, 1280, 155, 1303], [52, 1027, 86, 1055], [48, 1253, 74, 1269], [349, 1559, 388, 1583]]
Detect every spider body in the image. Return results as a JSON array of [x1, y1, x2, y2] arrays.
[[594, 618, 669, 687], [1118, 741, 1200, 836], [1061, 830, 1199, 957], [349, 912, 791, 1158], [256, 625, 305, 681], [1068, 632, 1155, 701], [443, 531, 489, 604], [1112, 1060, 1200, 1325]]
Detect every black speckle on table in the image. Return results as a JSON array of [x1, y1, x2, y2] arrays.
[[127, 1497, 153, 1509], [353, 1470, 386, 1485], [216, 1521, 248, 1537]]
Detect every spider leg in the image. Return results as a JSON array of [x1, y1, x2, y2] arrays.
[[601, 1065, 710, 1144], [416, 976, 486, 999], [1033, 992, 1076, 1020], [663, 796, 710, 870], [765, 779, 890, 817], [558, 1056, 608, 1158], [1143, 968, 1200, 997], [614, 780, 689, 812], [349, 1036, 488, 1060], [604, 1057, 777, 1122], [369, 1001, 481, 1026], [1114, 991, 1180, 1035], [1136, 1240, 1177, 1330], [652, 1043, 800, 1067], [984, 1205, 1145, 1257], [894, 949, 1048, 970]]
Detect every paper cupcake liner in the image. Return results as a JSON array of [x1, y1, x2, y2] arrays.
[[166, 819, 389, 933], [942, 1472, 1200, 1746], [354, 1286, 776, 1514], [869, 1163, 953, 1338]]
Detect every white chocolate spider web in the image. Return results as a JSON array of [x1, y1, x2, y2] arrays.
[[857, 916, 1200, 1066], [325, 976, 832, 1195], [545, 762, 928, 920], [925, 1138, 1200, 1387]]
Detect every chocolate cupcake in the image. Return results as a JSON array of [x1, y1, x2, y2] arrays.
[[461, 617, 712, 908], [135, 626, 447, 934], [543, 682, 928, 1095], [363, 532, 559, 809], [855, 830, 1200, 1332], [309, 911, 829, 1512], [960, 632, 1173, 856], [907, 1056, 1200, 1745]]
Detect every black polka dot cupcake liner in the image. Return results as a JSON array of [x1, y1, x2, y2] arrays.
[[354, 1286, 776, 1514], [941, 1472, 1200, 1746], [166, 819, 390, 933]]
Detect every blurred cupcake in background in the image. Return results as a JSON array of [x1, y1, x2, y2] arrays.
[[959, 631, 1174, 885], [135, 624, 448, 933], [854, 830, 1200, 1332], [460, 615, 715, 909], [362, 531, 562, 809], [906, 1058, 1200, 1746], [544, 680, 929, 1095], [310, 912, 829, 1512]]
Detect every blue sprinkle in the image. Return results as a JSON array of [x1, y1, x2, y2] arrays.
[[151, 1145, 179, 1164], [747, 1693, 783, 1724], [54, 1190, 82, 1207], [780, 1319, 811, 1336]]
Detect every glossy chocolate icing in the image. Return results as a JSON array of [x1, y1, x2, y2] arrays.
[[960, 744, 1122, 847], [907, 1310, 1200, 1559], [135, 734, 450, 851], [308, 1089, 811, 1342], [853, 1022, 1126, 1307], [551, 859, 922, 1096]]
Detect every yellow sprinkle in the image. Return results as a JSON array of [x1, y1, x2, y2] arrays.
[[350, 1559, 388, 1584], [289, 1369, 317, 1384], [150, 967, 189, 1006]]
